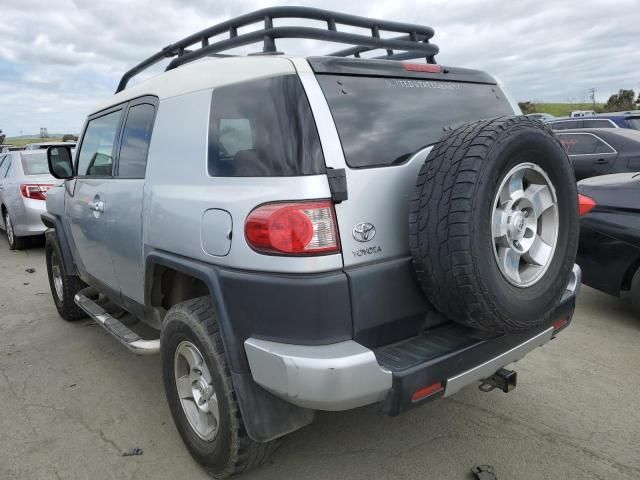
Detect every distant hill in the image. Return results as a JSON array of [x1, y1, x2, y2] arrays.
[[5, 136, 65, 147], [6, 133, 71, 140]]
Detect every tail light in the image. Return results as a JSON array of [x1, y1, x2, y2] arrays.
[[20, 184, 53, 201], [403, 63, 442, 73], [245, 200, 340, 255], [578, 194, 596, 216]]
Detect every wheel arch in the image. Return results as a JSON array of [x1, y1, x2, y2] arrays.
[[41, 212, 78, 276], [621, 255, 640, 292], [144, 250, 315, 443]]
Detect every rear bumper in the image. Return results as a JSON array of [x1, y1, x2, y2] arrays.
[[13, 198, 47, 236], [245, 264, 581, 413]]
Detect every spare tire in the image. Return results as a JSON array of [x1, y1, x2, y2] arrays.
[[409, 116, 579, 333]]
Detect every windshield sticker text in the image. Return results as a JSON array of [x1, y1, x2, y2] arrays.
[[384, 79, 463, 90]]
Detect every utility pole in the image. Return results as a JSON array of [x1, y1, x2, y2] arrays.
[[588, 88, 596, 111]]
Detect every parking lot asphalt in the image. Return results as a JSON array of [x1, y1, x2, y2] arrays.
[[1, 237, 639, 480]]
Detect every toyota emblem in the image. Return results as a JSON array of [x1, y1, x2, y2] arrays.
[[352, 222, 376, 242]]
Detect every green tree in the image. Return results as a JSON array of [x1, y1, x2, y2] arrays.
[[603, 89, 636, 112], [0, 129, 5, 145]]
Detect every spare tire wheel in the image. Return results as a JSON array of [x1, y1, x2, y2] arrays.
[[409, 116, 579, 333]]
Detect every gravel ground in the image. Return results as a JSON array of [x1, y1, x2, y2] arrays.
[[1, 236, 639, 480]]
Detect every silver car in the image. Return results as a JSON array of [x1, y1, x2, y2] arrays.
[[24, 141, 76, 151], [0, 150, 57, 249]]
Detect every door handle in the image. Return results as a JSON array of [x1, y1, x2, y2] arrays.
[[594, 158, 609, 165], [88, 200, 104, 213]]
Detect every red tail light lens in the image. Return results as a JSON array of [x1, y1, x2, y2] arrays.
[[245, 200, 340, 255], [20, 184, 53, 201], [578, 194, 596, 216]]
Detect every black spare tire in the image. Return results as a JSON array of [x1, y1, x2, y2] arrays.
[[409, 116, 579, 333]]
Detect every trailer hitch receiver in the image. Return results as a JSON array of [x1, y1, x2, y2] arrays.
[[478, 368, 517, 393]]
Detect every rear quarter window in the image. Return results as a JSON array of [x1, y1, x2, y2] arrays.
[[208, 75, 325, 177]]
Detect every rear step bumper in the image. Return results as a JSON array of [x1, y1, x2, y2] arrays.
[[244, 265, 581, 413], [74, 287, 160, 355]]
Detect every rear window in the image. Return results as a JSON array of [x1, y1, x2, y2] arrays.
[[208, 75, 325, 177], [558, 133, 615, 155], [21, 153, 50, 175], [316, 75, 513, 168], [627, 117, 640, 130], [549, 120, 581, 130], [582, 119, 616, 128]]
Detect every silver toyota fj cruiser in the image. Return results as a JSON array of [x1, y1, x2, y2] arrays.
[[42, 7, 581, 478]]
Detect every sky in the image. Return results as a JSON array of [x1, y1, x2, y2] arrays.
[[1, 0, 638, 137]]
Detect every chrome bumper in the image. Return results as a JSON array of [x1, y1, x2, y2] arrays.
[[245, 264, 582, 411]]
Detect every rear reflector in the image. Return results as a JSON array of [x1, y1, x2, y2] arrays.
[[578, 194, 596, 216], [403, 63, 442, 73], [411, 382, 444, 402], [552, 317, 569, 330], [245, 200, 340, 255], [20, 184, 53, 201]]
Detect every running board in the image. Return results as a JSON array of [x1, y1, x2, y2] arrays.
[[74, 287, 160, 355]]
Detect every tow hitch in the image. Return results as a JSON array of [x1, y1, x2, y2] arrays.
[[478, 368, 517, 393]]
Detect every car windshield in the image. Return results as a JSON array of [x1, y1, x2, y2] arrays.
[[21, 152, 50, 175]]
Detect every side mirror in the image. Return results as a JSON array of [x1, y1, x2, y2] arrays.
[[47, 146, 74, 179]]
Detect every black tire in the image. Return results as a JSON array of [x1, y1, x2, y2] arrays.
[[631, 267, 640, 318], [45, 235, 87, 321], [409, 116, 579, 333], [4, 210, 29, 250], [161, 297, 276, 478]]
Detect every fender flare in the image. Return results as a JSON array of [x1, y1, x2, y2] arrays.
[[41, 212, 78, 276], [144, 250, 314, 442]]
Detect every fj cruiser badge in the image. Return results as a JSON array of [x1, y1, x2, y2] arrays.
[[352, 222, 376, 242]]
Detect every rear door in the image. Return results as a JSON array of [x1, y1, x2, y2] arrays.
[[298, 60, 516, 267], [557, 132, 617, 180], [67, 107, 123, 291], [105, 97, 157, 306]]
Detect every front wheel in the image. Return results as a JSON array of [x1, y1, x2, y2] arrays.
[[161, 297, 276, 478], [45, 236, 86, 321]]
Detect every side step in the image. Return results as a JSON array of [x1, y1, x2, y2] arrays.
[[74, 287, 160, 355]]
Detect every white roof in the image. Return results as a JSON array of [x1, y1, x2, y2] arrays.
[[92, 55, 299, 113]]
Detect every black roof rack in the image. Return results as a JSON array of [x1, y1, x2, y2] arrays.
[[115, 6, 439, 93]]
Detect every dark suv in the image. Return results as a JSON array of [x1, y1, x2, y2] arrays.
[[548, 112, 640, 131]]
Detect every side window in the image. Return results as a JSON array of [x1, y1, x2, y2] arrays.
[[558, 134, 613, 155], [208, 75, 325, 177], [583, 119, 615, 128], [117, 103, 155, 178], [593, 137, 615, 154], [77, 110, 122, 177]]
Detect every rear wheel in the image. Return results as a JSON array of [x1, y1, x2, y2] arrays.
[[410, 116, 579, 333], [4, 211, 28, 250], [631, 267, 640, 318], [161, 297, 276, 478]]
